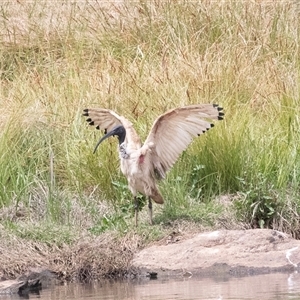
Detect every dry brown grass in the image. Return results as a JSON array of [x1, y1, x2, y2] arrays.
[[50, 232, 142, 281], [0, 227, 141, 281]]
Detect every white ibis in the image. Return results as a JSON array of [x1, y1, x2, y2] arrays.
[[83, 104, 224, 225]]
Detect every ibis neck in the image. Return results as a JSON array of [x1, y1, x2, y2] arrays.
[[119, 142, 129, 159], [116, 126, 126, 145]]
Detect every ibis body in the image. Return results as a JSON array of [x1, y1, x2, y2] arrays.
[[83, 104, 224, 225]]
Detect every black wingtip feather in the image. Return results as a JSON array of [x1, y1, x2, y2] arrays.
[[83, 109, 89, 116], [213, 104, 224, 114], [96, 125, 100, 130], [89, 121, 95, 126], [86, 118, 92, 122], [218, 112, 224, 120], [198, 125, 214, 136]]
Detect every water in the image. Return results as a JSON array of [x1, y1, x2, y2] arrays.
[[2, 272, 300, 300]]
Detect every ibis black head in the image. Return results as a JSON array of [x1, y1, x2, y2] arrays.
[[93, 125, 126, 154]]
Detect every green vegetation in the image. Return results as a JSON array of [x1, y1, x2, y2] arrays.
[[0, 0, 300, 250]]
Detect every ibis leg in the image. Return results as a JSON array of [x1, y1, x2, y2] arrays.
[[134, 196, 139, 226], [148, 197, 153, 225]]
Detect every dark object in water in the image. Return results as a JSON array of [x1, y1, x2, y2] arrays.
[[0, 268, 57, 295], [146, 272, 158, 280]]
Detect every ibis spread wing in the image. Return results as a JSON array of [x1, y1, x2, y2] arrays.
[[144, 104, 224, 178], [83, 108, 142, 147], [83, 108, 123, 133]]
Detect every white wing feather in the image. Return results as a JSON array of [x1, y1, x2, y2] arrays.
[[83, 108, 122, 132], [83, 108, 142, 148], [144, 104, 223, 178]]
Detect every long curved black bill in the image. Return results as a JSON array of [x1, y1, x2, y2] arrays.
[[93, 131, 115, 154]]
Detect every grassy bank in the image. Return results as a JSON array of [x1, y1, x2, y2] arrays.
[[0, 1, 299, 279]]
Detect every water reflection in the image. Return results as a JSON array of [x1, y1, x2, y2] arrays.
[[2, 272, 300, 300]]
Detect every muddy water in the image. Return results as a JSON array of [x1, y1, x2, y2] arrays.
[[3, 272, 300, 300]]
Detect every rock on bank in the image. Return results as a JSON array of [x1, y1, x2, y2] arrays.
[[130, 229, 300, 276]]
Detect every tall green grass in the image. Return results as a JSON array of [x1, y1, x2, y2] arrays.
[[0, 1, 299, 238]]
